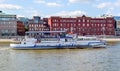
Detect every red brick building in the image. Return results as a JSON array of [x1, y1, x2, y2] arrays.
[[17, 21, 25, 35], [48, 15, 115, 35], [28, 16, 49, 31]]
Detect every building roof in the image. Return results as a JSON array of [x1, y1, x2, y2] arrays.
[[0, 11, 16, 17]]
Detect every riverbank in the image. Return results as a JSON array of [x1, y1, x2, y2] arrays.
[[0, 39, 19, 44], [101, 38, 120, 42]]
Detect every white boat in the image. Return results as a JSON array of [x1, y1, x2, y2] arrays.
[[10, 31, 106, 49], [10, 36, 76, 49], [10, 36, 106, 49], [76, 36, 106, 48]]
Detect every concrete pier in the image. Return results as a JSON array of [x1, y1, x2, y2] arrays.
[[101, 38, 120, 42], [0, 39, 19, 43]]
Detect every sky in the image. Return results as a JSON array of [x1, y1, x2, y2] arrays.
[[0, 0, 120, 18]]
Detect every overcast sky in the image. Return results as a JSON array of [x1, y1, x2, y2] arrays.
[[0, 0, 120, 18]]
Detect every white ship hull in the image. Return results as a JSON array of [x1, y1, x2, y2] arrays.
[[10, 35, 106, 49], [10, 41, 106, 49]]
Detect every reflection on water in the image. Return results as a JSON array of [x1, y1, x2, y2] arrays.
[[0, 43, 120, 71]]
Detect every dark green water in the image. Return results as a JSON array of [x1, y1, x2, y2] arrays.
[[0, 43, 120, 71]]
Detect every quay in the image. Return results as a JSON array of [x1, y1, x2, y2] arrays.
[[101, 38, 120, 42], [0, 36, 24, 43], [99, 35, 120, 42], [0, 39, 16, 43]]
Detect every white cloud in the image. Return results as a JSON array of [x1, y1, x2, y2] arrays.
[[17, 15, 25, 18], [106, 7, 114, 15], [34, 0, 62, 7], [95, 0, 120, 16], [31, 11, 39, 16], [30, 10, 40, 17], [46, 10, 86, 17], [34, 0, 45, 4], [0, 4, 23, 9], [114, 0, 120, 7], [96, 0, 120, 9], [0, 0, 4, 3], [46, 2, 62, 7], [69, 0, 98, 3], [117, 13, 120, 16], [95, 2, 115, 15], [96, 2, 111, 9]]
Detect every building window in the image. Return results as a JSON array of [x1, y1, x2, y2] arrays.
[[63, 23, 65, 26], [60, 24, 62, 26], [91, 24, 93, 26], [52, 24, 54, 26], [87, 20, 89, 22], [87, 24, 89, 27], [83, 24, 85, 27], [78, 20, 81, 22], [52, 20, 54, 22], [67, 24, 69, 27], [71, 23, 73, 26], [37, 24, 38, 27], [83, 19, 85, 22], [108, 24, 112, 27], [30, 28, 31, 31], [98, 24, 99, 27], [108, 20, 112, 23], [32, 28, 34, 31], [54, 23, 56, 26]]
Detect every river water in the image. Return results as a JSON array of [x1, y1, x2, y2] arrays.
[[0, 43, 120, 71]]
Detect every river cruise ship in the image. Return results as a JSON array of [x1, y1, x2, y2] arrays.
[[10, 31, 106, 49]]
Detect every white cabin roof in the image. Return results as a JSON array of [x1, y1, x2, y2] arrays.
[[26, 31, 66, 34]]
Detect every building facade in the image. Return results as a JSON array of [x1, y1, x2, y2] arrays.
[[17, 21, 25, 35], [113, 16, 120, 30], [48, 15, 115, 35], [114, 16, 120, 35], [18, 17, 28, 27], [0, 11, 17, 36], [28, 16, 49, 31]]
